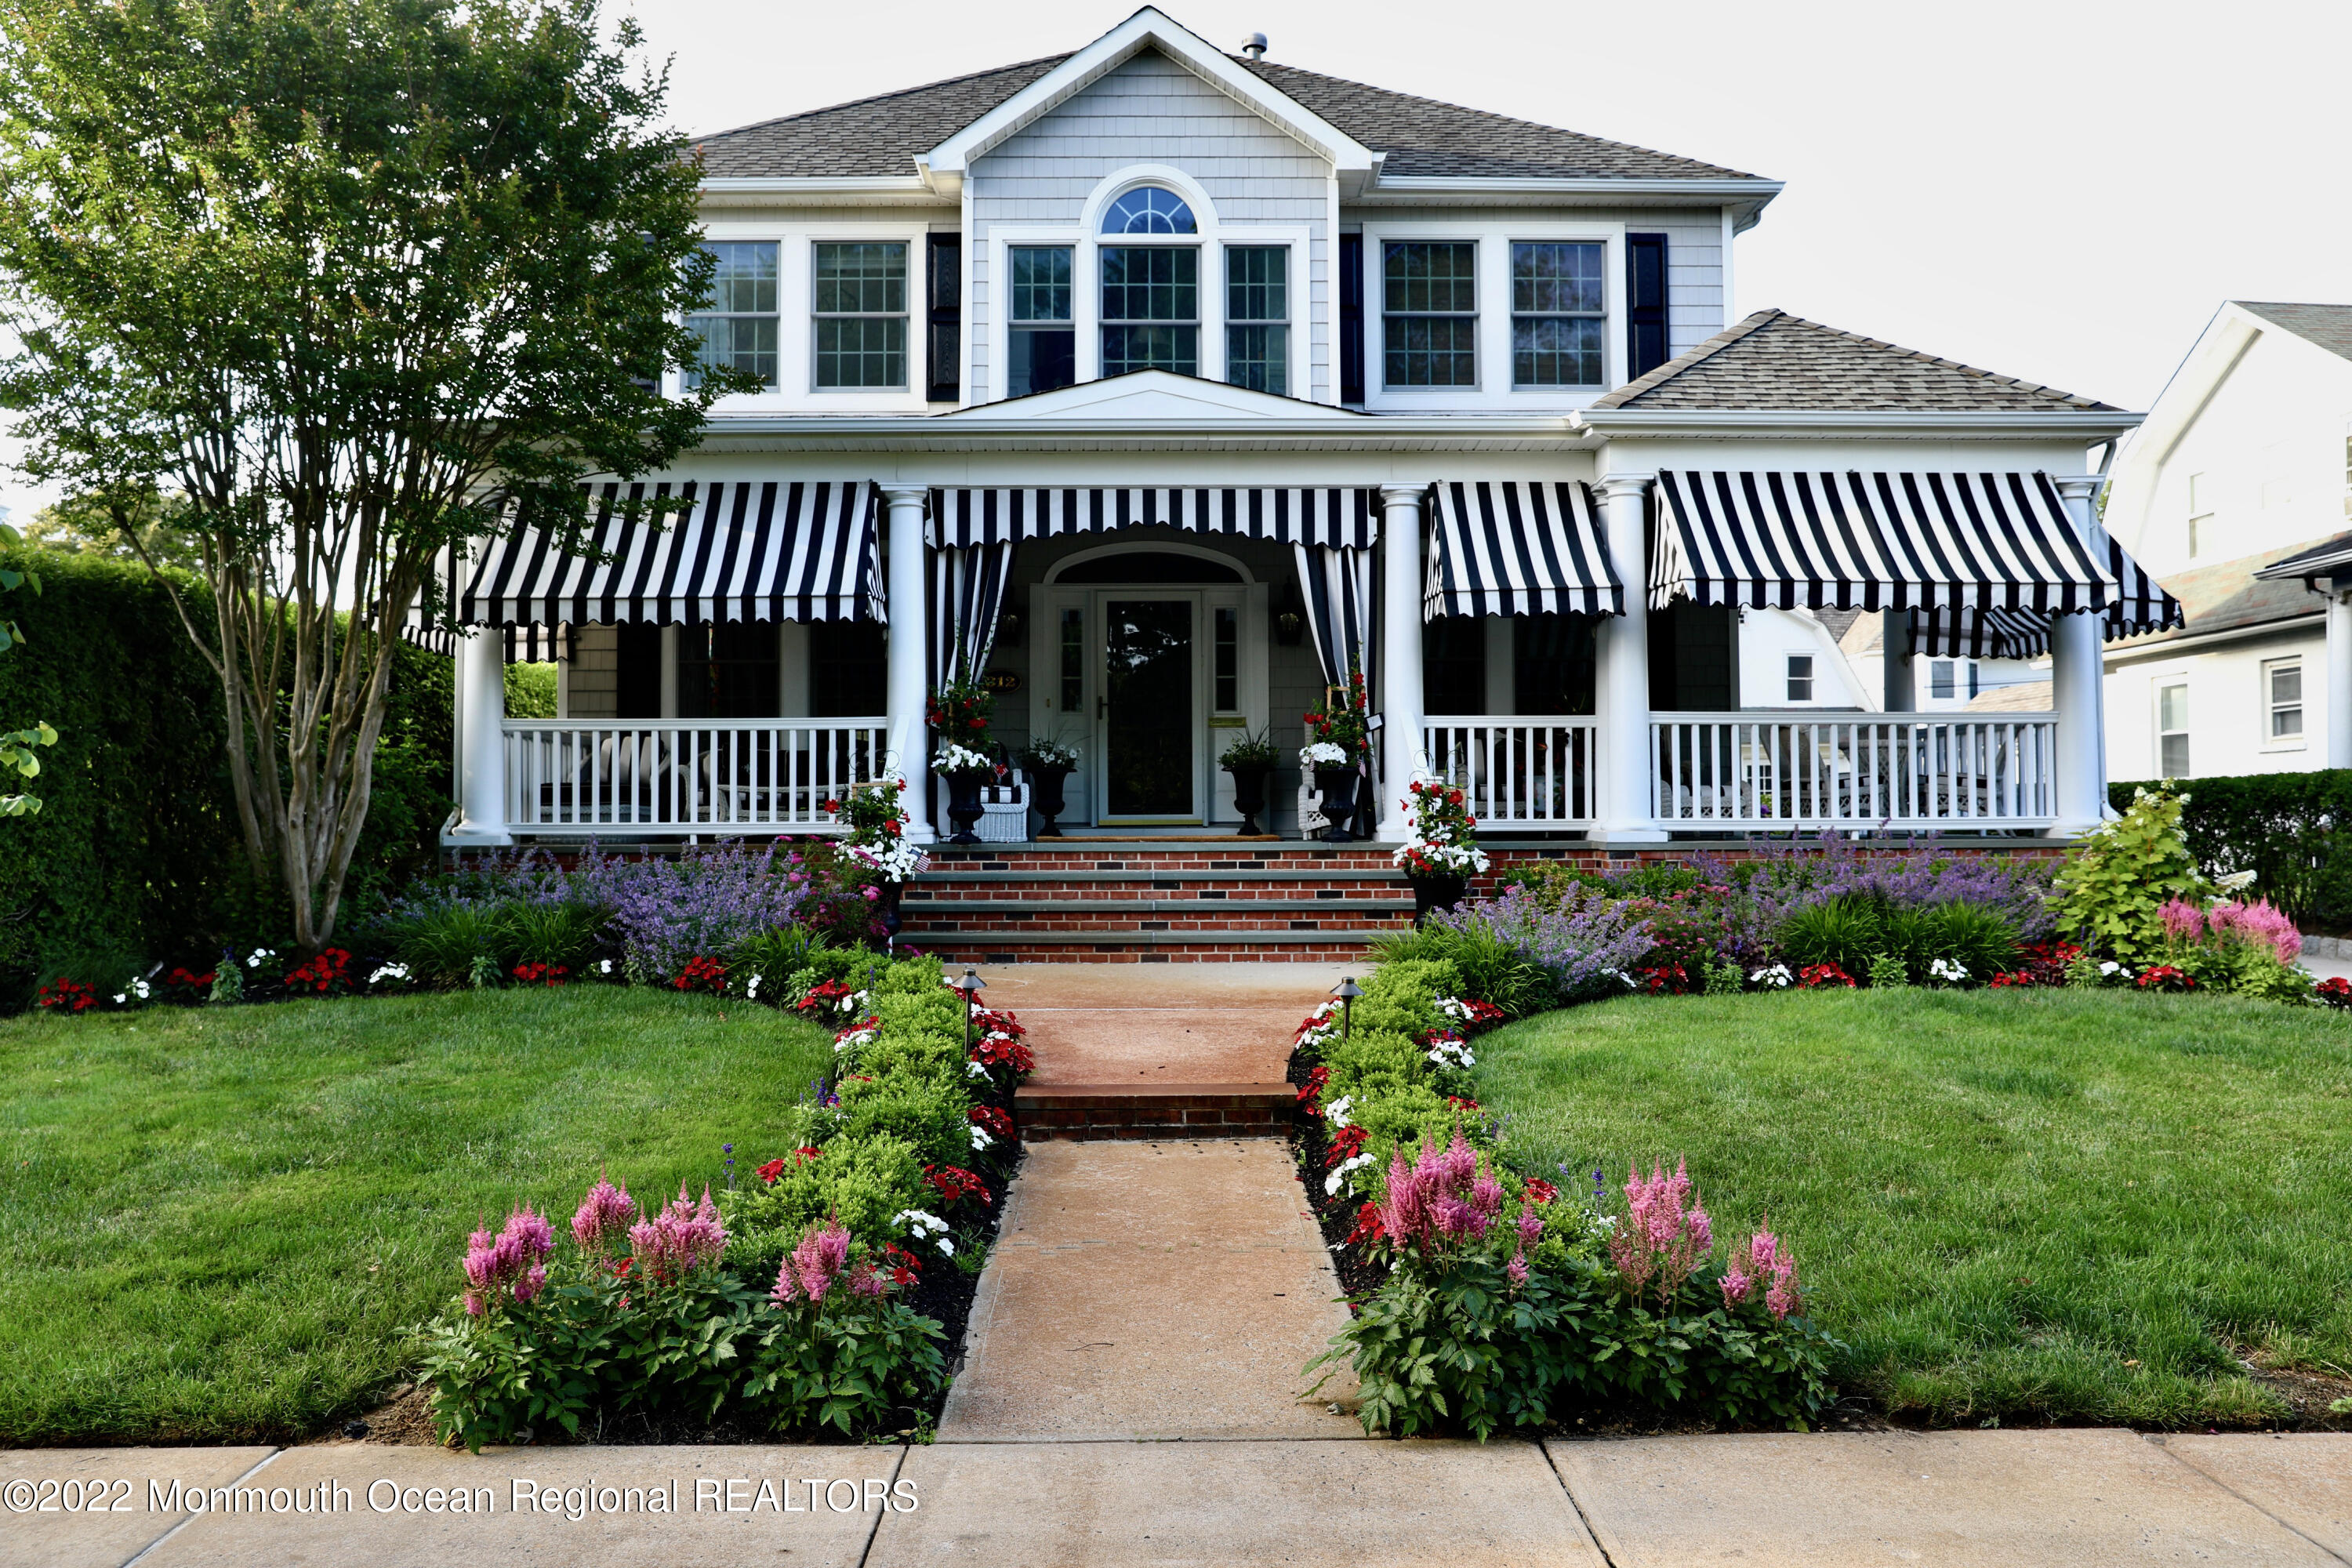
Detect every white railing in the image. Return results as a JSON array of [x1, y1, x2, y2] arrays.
[[501, 719, 889, 833], [1421, 717, 1600, 826], [1649, 713, 2058, 829]]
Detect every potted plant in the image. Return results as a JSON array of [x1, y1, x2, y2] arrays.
[[1301, 672, 1373, 843], [1218, 727, 1278, 836], [1015, 735, 1080, 838], [1394, 777, 1490, 923], [832, 778, 927, 938], [928, 680, 996, 844]]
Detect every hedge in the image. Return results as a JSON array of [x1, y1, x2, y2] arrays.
[[0, 547, 455, 1004], [2111, 770, 2352, 928]]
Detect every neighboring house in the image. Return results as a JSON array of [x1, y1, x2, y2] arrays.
[[2103, 301, 2352, 779], [430, 8, 2172, 851]]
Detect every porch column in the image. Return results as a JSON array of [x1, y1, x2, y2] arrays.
[[1594, 473, 1665, 844], [2326, 582, 2352, 769], [881, 484, 935, 844], [1378, 484, 1428, 839], [1882, 610, 1915, 711], [449, 628, 513, 845], [2050, 475, 2108, 835]]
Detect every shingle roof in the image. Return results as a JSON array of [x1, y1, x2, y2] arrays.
[[691, 47, 1763, 183], [2112, 536, 2336, 648], [2236, 301, 2352, 364], [2251, 529, 2352, 585], [1588, 309, 2117, 413]]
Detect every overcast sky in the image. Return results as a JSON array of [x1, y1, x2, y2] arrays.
[[6, 0, 2347, 521]]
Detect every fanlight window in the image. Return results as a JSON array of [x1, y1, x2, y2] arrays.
[[1102, 186, 1197, 235]]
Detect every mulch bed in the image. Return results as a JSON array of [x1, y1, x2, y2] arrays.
[[1285, 1042, 1389, 1303]]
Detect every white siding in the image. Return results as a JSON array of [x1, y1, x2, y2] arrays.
[[2107, 626, 2328, 781]]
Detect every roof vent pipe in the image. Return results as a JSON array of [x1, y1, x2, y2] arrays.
[[1240, 32, 1267, 60]]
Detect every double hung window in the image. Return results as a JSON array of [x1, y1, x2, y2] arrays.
[[1007, 245, 1075, 397], [812, 242, 907, 390], [1786, 654, 1814, 702], [1384, 241, 1478, 387], [688, 242, 779, 391], [2266, 659, 2304, 742], [1511, 241, 1604, 387], [2158, 683, 2190, 776], [1100, 185, 1199, 376], [1225, 246, 1288, 395]]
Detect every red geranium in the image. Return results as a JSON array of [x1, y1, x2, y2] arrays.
[[2136, 964, 2196, 993], [284, 948, 352, 995], [925, 1163, 993, 1206], [1324, 1124, 1368, 1169], [2317, 976, 2352, 1011], [1522, 1178, 1559, 1205], [37, 978, 97, 1013], [512, 961, 568, 988], [757, 1157, 788, 1185], [673, 956, 727, 993], [1342, 1201, 1385, 1247], [969, 1105, 1015, 1139], [1797, 963, 1856, 989], [1295, 1064, 1330, 1115]]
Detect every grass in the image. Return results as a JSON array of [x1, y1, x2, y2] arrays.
[[1474, 987, 2352, 1428], [0, 986, 833, 1444]]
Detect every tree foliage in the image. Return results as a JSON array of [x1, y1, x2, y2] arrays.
[[0, 0, 734, 946], [0, 518, 56, 815]]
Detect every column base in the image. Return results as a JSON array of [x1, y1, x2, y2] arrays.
[[442, 824, 516, 848], [1589, 823, 1669, 847]]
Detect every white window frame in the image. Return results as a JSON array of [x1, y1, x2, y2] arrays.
[[684, 220, 936, 412], [1784, 652, 1813, 703], [1508, 238, 1609, 390], [1222, 242, 1291, 397], [2156, 679, 2191, 778], [809, 239, 912, 394], [685, 239, 782, 394], [2261, 656, 2307, 752], [2187, 471, 2212, 559], [1358, 218, 1624, 412]]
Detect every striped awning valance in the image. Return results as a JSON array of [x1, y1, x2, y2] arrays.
[[927, 486, 1377, 550], [401, 620, 570, 662], [1913, 539, 2187, 659], [463, 479, 883, 628], [1424, 480, 1621, 619], [1650, 470, 2112, 616]]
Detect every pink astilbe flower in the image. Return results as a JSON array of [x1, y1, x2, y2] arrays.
[[1371, 1131, 1507, 1259], [1516, 1209, 1544, 1250], [2158, 897, 2206, 942], [572, 1177, 639, 1255], [1610, 1159, 1714, 1307], [771, 1221, 855, 1304], [1720, 1226, 1803, 1320], [462, 1205, 556, 1316], [2204, 898, 2302, 962], [627, 1183, 728, 1285]]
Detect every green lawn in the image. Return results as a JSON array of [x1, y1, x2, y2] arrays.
[[0, 988, 833, 1443], [1475, 989, 2352, 1428]]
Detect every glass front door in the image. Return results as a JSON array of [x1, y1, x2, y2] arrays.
[[1102, 597, 1196, 820]]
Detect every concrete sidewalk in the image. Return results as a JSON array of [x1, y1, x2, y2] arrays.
[[8, 1430, 2347, 1566]]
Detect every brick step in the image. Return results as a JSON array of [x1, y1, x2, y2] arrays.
[[1014, 1081, 1297, 1141], [907, 895, 1413, 915], [919, 887, 1408, 905], [907, 933, 1382, 965], [920, 867, 1410, 888], [924, 848, 1403, 873], [907, 913, 1410, 935]]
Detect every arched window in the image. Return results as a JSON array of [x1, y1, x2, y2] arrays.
[[1101, 186, 1196, 235]]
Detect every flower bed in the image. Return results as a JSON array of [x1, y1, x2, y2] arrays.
[[410, 951, 1028, 1448]]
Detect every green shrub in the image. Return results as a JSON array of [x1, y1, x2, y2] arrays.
[[720, 1134, 928, 1279], [1370, 921, 1554, 1017], [1866, 953, 1907, 989], [734, 925, 832, 988], [2114, 769, 2352, 927], [2055, 786, 2204, 961], [830, 1071, 969, 1167], [387, 903, 514, 986], [1886, 901, 2020, 981]]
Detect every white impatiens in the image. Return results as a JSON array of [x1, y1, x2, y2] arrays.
[[1323, 1094, 1354, 1130], [895, 1209, 955, 1257], [1749, 964, 1794, 989], [1927, 957, 1968, 985], [833, 1020, 880, 1054], [849, 838, 928, 881], [969, 1124, 994, 1152], [1425, 1033, 1475, 1070], [1326, 1150, 1377, 1196], [245, 947, 276, 971], [931, 742, 996, 776], [368, 962, 410, 988], [1300, 740, 1349, 767]]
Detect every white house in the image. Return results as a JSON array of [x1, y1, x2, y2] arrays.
[[430, 8, 2171, 855], [2102, 301, 2352, 782]]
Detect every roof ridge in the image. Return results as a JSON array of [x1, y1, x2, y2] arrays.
[[692, 53, 1073, 147]]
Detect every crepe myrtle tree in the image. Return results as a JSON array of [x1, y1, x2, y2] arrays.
[[0, 0, 751, 945]]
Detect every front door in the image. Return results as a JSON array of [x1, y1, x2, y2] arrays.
[[1101, 596, 1197, 822]]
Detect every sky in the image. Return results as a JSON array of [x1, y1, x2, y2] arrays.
[[5, 0, 2347, 521]]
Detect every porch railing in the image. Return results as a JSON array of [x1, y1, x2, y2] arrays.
[[1421, 717, 1600, 827], [501, 719, 889, 833], [1648, 713, 2058, 829]]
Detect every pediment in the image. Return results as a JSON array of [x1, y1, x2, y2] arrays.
[[942, 370, 1363, 424]]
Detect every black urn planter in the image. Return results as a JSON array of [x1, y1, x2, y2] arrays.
[[1224, 764, 1272, 836], [1314, 764, 1361, 842], [1028, 767, 1071, 838], [875, 879, 905, 940], [1410, 873, 1470, 926], [943, 771, 987, 844]]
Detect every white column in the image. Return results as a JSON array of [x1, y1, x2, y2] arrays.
[[1882, 609, 1915, 711], [1594, 473, 1665, 843], [881, 485, 935, 844], [1378, 485, 1428, 840], [2328, 588, 2352, 770], [450, 628, 513, 845], [2050, 474, 2108, 836]]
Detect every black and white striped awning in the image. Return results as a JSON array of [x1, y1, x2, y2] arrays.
[[927, 486, 1377, 550], [401, 620, 571, 662], [1651, 470, 2112, 616], [1914, 539, 2186, 659], [1424, 480, 1621, 619], [463, 480, 883, 629]]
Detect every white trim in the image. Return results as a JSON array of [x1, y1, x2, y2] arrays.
[[1578, 408, 2144, 438], [688, 219, 940, 413], [1044, 535, 1260, 584]]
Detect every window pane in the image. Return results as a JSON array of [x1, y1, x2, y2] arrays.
[[1010, 246, 1073, 323], [1227, 323, 1287, 394], [1384, 243, 1477, 313], [1102, 323, 1198, 376], [688, 313, 778, 390], [1009, 328, 1076, 397], [1512, 242, 1603, 314], [1060, 608, 1084, 712], [815, 316, 905, 388], [1931, 660, 1955, 699], [1215, 606, 1238, 710], [1226, 246, 1287, 322], [1511, 316, 1602, 387], [2273, 665, 2302, 704], [813, 243, 906, 314], [2275, 705, 2305, 739], [1385, 316, 1477, 387], [1102, 186, 1196, 234], [2161, 732, 2190, 775], [703, 241, 779, 314], [1102, 247, 1197, 321], [2159, 684, 2188, 732]]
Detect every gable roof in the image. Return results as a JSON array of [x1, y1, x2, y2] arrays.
[[2234, 301, 2352, 364], [2252, 529, 2352, 586], [693, 45, 1762, 184], [1588, 309, 2116, 413], [2111, 535, 2339, 648]]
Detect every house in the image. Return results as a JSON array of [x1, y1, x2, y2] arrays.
[[2101, 301, 2352, 780], [433, 7, 2172, 872]]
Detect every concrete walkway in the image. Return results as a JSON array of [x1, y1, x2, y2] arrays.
[[10, 1432, 2347, 1566]]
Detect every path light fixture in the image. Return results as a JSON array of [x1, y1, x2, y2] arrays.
[[1333, 975, 1362, 1040], [953, 967, 987, 1057]]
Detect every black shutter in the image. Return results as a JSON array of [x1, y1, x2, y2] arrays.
[[1626, 234, 1668, 379], [1339, 231, 1365, 404], [925, 233, 961, 403]]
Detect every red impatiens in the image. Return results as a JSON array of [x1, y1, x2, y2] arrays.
[[969, 1105, 1014, 1139], [37, 978, 97, 1012], [672, 956, 727, 993], [1796, 962, 1856, 989], [924, 1163, 992, 1206], [512, 961, 568, 988], [284, 948, 352, 995]]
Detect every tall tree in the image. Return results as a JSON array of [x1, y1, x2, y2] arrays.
[[0, 0, 731, 942]]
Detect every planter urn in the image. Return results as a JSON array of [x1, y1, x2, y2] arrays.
[[1410, 873, 1470, 926], [1027, 766, 1071, 838], [1224, 764, 1272, 835], [874, 879, 905, 940], [943, 771, 987, 844], [1314, 763, 1361, 843]]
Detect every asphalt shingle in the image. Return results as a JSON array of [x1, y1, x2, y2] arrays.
[[1589, 309, 2115, 413], [2235, 301, 2352, 365]]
